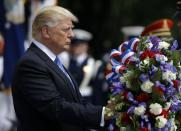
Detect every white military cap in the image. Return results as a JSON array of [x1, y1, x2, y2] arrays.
[[72, 29, 93, 43], [121, 26, 144, 40]]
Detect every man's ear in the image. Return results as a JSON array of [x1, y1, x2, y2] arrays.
[[41, 25, 50, 39]]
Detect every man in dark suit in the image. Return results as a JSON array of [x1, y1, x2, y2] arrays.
[[12, 6, 112, 131]]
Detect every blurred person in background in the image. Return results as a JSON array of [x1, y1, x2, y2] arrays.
[[0, 0, 26, 130], [121, 26, 145, 41], [0, 29, 13, 131], [67, 29, 96, 102], [141, 18, 174, 42], [58, 28, 110, 106], [173, 0, 181, 48], [91, 53, 110, 106]]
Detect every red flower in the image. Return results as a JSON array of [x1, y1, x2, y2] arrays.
[[121, 112, 131, 124], [140, 50, 156, 60], [161, 109, 169, 118], [122, 91, 129, 100], [136, 92, 150, 102], [173, 80, 179, 89], [154, 86, 164, 95], [140, 127, 148, 131], [178, 117, 181, 123]]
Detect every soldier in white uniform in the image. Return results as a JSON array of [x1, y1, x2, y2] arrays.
[[60, 29, 96, 102], [121, 26, 145, 41]]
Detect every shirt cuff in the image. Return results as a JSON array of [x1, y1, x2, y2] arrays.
[[100, 107, 105, 127]]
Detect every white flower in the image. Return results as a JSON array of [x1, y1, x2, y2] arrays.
[[170, 118, 177, 131], [146, 42, 153, 49], [139, 58, 150, 71], [142, 58, 150, 65], [155, 54, 168, 62], [134, 105, 146, 116], [177, 63, 181, 80], [158, 41, 170, 50], [155, 115, 167, 128], [149, 103, 162, 115], [141, 80, 154, 93], [178, 84, 181, 96], [177, 62, 181, 70], [178, 72, 181, 80], [164, 102, 171, 111], [125, 81, 131, 88], [162, 70, 177, 81]]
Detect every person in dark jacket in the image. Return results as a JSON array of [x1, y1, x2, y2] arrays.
[[12, 6, 112, 131]]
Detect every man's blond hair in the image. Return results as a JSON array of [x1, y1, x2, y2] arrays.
[[32, 6, 78, 38]]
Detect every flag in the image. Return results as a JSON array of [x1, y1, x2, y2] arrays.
[[1, 0, 25, 88]]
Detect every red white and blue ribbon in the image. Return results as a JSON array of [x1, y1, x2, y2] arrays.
[[110, 49, 121, 58], [105, 70, 118, 81], [110, 49, 122, 65], [110, 58, 120, 66], [118, 41, 128, 53], [112, 65, 127, 74], [127, 38, 140, 52], [120, 49, 135, 64]]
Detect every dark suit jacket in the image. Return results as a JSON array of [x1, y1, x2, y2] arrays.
[[12, 43, 103, 131]]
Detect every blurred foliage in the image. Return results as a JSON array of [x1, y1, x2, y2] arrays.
[[59, 0, 176, 59]]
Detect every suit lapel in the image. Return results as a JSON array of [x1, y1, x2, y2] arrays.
[[63, 67, 82, 102], [29, 43, 79, 101]]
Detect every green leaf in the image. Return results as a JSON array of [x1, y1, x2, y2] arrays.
[[151, 69, 162, 82], [170, 50, 181, 65]]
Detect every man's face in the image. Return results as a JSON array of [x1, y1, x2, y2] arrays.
[[48, 18, 74, 54]]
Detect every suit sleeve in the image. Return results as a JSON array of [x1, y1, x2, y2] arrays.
[[13, 58, 103, 127]]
